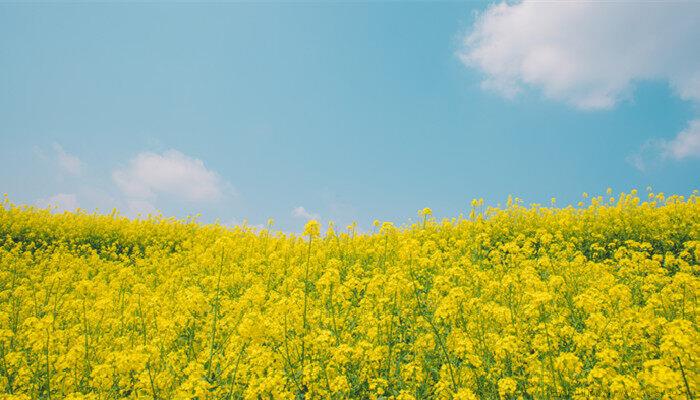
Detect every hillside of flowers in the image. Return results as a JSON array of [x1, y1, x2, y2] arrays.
[[0, 191, 698, 400]]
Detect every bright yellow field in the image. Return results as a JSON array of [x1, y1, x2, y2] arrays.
[[0, 191, 698, 400]]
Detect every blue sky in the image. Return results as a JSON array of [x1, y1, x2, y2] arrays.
[[1, 2, 699, 231]]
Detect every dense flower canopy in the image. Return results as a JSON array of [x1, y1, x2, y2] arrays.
[[0, 191, 698, 399]]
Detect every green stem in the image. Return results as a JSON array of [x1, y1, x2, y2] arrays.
[[207, 251, 225, 381], [408, 268, 458, 392], [677, 357, 694, 400], [301, 238, 312, 389], [227, 341, 249, 400]]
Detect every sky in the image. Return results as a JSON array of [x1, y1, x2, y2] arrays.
[[1, 2, 699, 232]]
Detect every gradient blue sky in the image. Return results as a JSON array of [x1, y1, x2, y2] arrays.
[[1, 2, 699, 231]]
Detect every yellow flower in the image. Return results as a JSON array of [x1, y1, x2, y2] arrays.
[[498, 377, 517, 398], [454, 388, 478, 400], [303, 219, 320, 238], [0, 190, 698, 399]]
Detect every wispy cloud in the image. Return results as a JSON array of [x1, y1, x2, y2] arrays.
[[36, 193, 79, 212], [30, 149, 232, 217], [45, 143, 84, 176], [292, 206, 319, 221], [34, 143, 84, 178], [663, 119, 700, 160], [460, 2, 700, 110], [626, 141, 662, 173], [113, 150, 229, 204], [628, 120, 700, 171]]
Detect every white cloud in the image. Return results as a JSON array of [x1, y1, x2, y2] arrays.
[[460, 2, 700, 110], [626, 140, 662, 172], [663, 119, 700, 160], [626, 150, 649, 172], [36, 193, 79, 212], [52, 143, 83, 175], [628, 120, 700, 171], [292, 206, 319, 220], [113, 150, 227, 203]]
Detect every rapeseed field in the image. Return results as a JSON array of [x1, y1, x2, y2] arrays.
[[0, 190, 698, 399]]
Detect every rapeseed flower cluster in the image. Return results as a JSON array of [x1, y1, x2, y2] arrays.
[[0, 191, 698, 399]]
